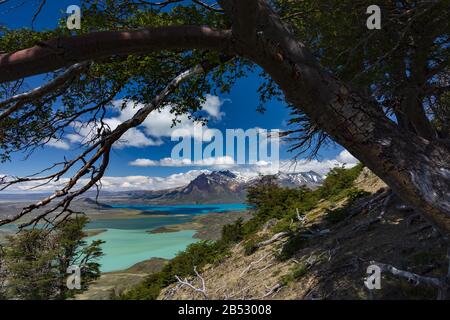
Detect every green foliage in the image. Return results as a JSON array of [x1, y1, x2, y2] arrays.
[[1, 217, 103, 300], [277, 232, 305, 261], [324, 188, 370, 225], [243, 241, 257, 256], [0, 1, 253, 162], [280, 264, 308, 286], [120, 240, 226, 300], [245, 164, 364, 231], [221, 218, 244, 243], [317, 164, 364, 199], [272, 218, 296, 234], [246, 177, 317, 229], [245, 164, 365, 260], [277, 0, 449, 152]]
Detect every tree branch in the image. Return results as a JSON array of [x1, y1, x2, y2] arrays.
[[370, 261, 447, 299], [0, 63, 206, 227], [0, 61, 89, 121], [218, 0, 258, 44], [175, 266, 208, 299], [0, 26, 232, 83]]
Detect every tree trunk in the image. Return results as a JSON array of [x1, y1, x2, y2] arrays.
[[225, 0, 450, 238]]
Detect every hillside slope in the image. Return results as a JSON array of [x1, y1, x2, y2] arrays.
[[158, 168, 449, 300]]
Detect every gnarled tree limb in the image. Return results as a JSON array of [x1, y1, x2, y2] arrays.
[[0, 26, 231, 83]]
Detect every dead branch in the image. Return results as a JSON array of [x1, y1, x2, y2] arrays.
[[31, 0, 47, 28], [371, 261, 448, 300], [255, 232, 288, 249], [296, 208, 307, 224], [240, 252, 271, 277], [175, 266, 208, 299], [352, 192, 393, 232], [261, 283, 282, 298]]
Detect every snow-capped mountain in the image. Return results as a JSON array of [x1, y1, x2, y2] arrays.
[[133, 170, 323, 204], [275, 171, 323, 188]]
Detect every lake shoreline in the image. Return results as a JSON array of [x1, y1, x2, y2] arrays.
[[76, 207, 251, 299], [84, 204, 250, 272]]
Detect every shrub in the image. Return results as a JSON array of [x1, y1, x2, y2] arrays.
[[221, 218, 244, 244], [278, 232, 305, 261], [243, 240, 258, 256], [280, 264, 308, 285], [324, 207, 349, 224], [318, 163, 364, 199], [120, 240, 225, 300]]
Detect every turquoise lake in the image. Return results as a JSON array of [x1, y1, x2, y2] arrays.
[[85, 203, 248, 272]]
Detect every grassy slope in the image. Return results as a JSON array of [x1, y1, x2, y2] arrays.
[[153, 166, 448, 300]]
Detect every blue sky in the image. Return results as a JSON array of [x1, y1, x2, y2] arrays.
[[0, 1, 355, 191]]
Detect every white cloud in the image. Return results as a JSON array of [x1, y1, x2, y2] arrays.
[[228, 149, 359, 177], [45, 138, 71, 150], [128, 149, 359, 176], [336, 150, 358, 164], [129, 156, 235, 168], [3, 150, 360, 193], [1, 170, 210, 192], [128, 158, 159, 167], [110, 95, 226, 143], [62, 95, 226, 149], [201, 94, 226, 120], [67, 119, 161, 149]]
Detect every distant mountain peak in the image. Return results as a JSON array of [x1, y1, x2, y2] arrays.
[[111, 169, 324, 204]]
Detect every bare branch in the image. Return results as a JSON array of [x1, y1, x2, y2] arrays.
[[175, 266, 208, 299], [371, 261, 445, 299], [261, 283, 282, 298], [0, 61, 89, 121], [0, 64, 206, 227], [31, 0, 47, 29], [254, 232, 288, 249], [192, 1, 223, 13]]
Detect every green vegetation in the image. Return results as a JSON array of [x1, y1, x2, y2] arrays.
[[278, 233, 306, 261], [120, 220, 247, 299], [221, 218, 245, 243], [0, 217, 103, 300], [244, 164, 365, 237], [280, 264, 308, 286], [120, 240, 226, 300]]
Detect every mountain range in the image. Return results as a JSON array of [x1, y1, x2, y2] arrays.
[[116, 170, 324, 204]]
